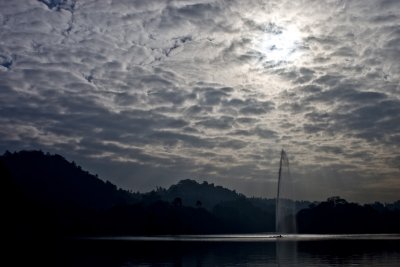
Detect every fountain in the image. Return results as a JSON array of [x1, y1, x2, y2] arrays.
[[276, 149, 297, 234]]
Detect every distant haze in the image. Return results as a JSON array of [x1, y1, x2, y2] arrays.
[[0, 0, 399, 202]]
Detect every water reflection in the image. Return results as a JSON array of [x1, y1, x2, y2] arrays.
[[277, 240, 297, 267], [10, 236, 400, 267]]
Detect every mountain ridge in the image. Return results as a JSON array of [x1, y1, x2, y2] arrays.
[[2, 150, 399, 238]]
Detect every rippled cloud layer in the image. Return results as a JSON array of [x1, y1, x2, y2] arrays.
[[1, 0, 399, 202]]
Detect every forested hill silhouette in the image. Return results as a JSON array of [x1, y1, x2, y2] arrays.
[[1, 150, 138, 210], [155, 179, 244, 210], [297, 196, 400, 234], [1, 150, 400, 239], [1, 150, 276, 237]]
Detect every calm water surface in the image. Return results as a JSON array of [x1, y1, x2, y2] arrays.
[[14, 234, 400, 266]]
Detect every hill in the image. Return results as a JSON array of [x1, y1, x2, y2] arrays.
[[155, 179, 244, 210], [297, 196, 400, 233], [1, 150, 138, 210], [3, 150, 398, 238], [0, 150, 277, 238]]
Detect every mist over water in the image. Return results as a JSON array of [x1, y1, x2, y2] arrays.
[[276, 150, 297, 234]]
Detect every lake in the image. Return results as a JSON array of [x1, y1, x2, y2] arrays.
[[12, 234, 400, 266]]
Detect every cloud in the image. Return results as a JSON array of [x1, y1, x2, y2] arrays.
[[1, 0, 400, 202], [37, 0, 76, 12]]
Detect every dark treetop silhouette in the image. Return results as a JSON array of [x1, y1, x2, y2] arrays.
[[1, 150, 399, 239]]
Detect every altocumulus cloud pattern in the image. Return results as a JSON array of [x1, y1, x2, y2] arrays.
[[0, 0, 399, 202]]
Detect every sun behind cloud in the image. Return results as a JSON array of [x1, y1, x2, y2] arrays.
[[1, 0, 400, 202], [253, 22, 303, 66]]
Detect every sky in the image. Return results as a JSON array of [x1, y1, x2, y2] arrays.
[[1, 0, 399, 202]]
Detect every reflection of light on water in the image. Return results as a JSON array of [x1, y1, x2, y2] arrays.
[[70, 234, 400, 266], [277, 239, 297, 267], [86, 234, 400, 242]]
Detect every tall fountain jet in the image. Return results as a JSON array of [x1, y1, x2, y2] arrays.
[[276, 149, 297, 234]]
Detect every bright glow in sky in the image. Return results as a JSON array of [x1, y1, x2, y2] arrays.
[[259, 24, 303, 63], [0, 0, 400, 203]]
